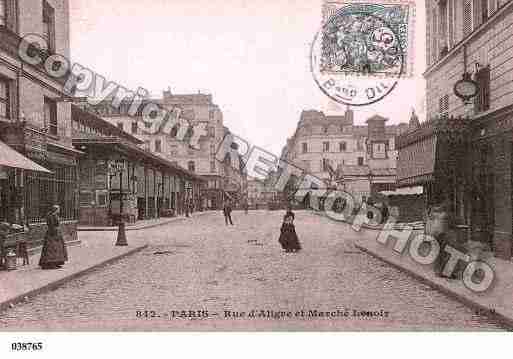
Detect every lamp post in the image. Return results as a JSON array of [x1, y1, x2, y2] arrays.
[[110, 160, 128, 246]]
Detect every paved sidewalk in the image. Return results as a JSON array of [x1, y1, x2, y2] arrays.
[[354, 227, 513, 328], [0, 231, 147, 312], [77, 211, 213, 231]]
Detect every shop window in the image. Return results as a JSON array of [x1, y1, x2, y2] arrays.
[[0, 77, 9, 120], [44, 97, 58, 136]]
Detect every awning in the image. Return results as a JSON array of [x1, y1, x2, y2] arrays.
[[0, 140, 52, 173]]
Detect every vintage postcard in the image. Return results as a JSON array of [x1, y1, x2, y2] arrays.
[[0, 0, 512, 355]]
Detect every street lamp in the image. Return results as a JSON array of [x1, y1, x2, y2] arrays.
[[454, 72, 479, 105], [110, 160, 128, 246]]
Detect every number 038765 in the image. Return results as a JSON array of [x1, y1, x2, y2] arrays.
[[11, 342, 43, 351]]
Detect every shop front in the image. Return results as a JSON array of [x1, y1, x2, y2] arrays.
[[0, 122, 81, 248]]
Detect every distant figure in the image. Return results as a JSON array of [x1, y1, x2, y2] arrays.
[[278, 212, 301, 253], [285, 206, 295, 220], [244, 201, 249, 215], [223, 201, 234, 226], [39, 205, 68, 270]]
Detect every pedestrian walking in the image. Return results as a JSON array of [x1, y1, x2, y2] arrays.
[[278, 212, 301, 253], [285, 206, 295, 220], [426, 201, 455, 278], [223, 201, 234, 225], [39, 205, 68, 270]]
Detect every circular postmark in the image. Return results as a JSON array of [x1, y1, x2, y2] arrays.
[[310, 6, 406, 106]]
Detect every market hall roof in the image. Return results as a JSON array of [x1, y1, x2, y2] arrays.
[[71, 104, 144, 145], [0, 140, 52, 173], [71, 137, 206, 182]]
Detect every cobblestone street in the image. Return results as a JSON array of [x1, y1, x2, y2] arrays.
[[0, 211, 505, 331]]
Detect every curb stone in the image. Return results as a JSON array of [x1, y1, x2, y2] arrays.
[[354, 243, 513, 330], [0, 244, 148, 313]]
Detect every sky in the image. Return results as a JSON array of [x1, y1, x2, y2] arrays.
[[69, 0, 426, 155]]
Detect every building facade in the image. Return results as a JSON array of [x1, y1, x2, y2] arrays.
[[71, 103, 205, 226], [281, 108, 408, 203], [95, 91, 244, 210], [423, 0, 513, 259], [0, 0, 80, 246]]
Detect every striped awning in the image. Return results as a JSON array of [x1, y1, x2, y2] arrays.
[[0, 140, 52, 173]]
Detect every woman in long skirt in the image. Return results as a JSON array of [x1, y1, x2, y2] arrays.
[[39, 205, 69, 270], [278, 213, 302, 253]]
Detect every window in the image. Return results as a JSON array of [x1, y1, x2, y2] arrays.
[[323, 142, 330, 152], [208, 126, 215, 138], [372, 143, 387, 159], [357, 139, 365, 151], [438, 0, 448, 57], [42, 1, 56, 53], [357, 157, 364, 166], [131, 122, 138, 134], [432, 7, 438, 64], [463, 0, 473, 37], [209, 109, 215, 120], [117, 122, 124, 131], [155, 139, 162, 153], [210, 161, 216, 172], [475, 65, 491, 113], [322, 158, 330, 172], [188, 161, 195, 172], [144, 140, 150, 151], [0, 0, 6, 27], [439, 94, 449, 119], [323, 126, 328, 134], [44, 97, 57, 136], [448, 0, 455, 48], [302, 143, 308, 153], [0, 78, 9, 120], [339, 142, 347, 152], [481, 0, 489, 23]]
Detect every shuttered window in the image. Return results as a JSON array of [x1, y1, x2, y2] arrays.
[[448, 0, 455, 48], [0, 78, 9, 120], [439, 95, 449, 119], [464, 0, 473, 37], [475, 66, 491, 113]]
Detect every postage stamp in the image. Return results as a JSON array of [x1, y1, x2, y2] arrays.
[[310, 0, 416, 106]]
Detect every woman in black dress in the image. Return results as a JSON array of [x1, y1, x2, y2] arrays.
[[278, 213, 301, 253], [39, 205, 68, 270]]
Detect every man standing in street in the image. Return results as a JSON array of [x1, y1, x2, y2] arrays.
[[223, 201, 234, 226]]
